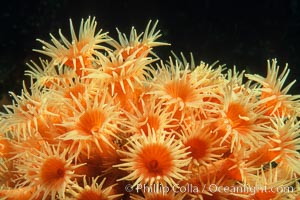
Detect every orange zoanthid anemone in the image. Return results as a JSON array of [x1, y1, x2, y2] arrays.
[[182, 160, 250, 200], [149, 57, 221, 122], [0, 82, 50, 141], [15, 142, 83, 200], [215, 77, 273, 151], [25, 58, 78, 89], [34, 16, 109, 76], [266, 116, 300, 175], [122, 96, 177, 135], [114, 128, 192, 188], [106, 20, 170, 59], [57, 88, 124, 157], [0, 186, 39, 200], [84, 49, 156, 95], [179, 120, 228, 167], [246, 164, 295, 200], [245, 117, 300, 173], [246, 58, 300, 117], [0, 17, 300, 199], [68, 177, 122, 200]]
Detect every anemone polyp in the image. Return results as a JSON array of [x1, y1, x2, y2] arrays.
[[114, 128, 191, 188]]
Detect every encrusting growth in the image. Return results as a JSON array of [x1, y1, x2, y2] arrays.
[[0, 16, 300, 199]]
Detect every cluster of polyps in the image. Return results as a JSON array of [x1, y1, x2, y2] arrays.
[[0, 17, 300, 200]]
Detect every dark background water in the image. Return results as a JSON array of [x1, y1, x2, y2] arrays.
[[0, 0, 299, 104]]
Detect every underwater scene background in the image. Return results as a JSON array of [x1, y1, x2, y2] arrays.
[[0, 0, 300, 200]]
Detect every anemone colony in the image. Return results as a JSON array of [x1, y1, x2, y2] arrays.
[[0, 16, 300, 200]]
